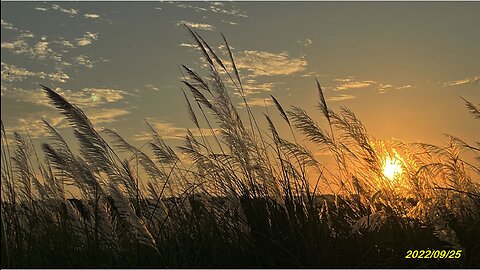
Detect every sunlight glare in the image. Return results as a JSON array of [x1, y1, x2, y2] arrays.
[[383, 156, 403, 180]]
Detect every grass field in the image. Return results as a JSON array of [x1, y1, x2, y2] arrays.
[[1, 29, 479, 268]]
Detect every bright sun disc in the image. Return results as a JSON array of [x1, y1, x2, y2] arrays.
[[383, 157, 403, 180]]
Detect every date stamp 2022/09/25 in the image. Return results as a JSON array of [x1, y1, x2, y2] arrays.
[[405, 250, 462, 259]]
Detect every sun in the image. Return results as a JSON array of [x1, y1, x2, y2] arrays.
[[383, 156, 403, 180]]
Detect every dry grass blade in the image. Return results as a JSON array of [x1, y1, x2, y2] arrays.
[[184, 25, 214, 67], [196, 32, 227, 72], [183, 90, 200, 129], [182, 65, 210, 92], [264, 114, 280, 142], [183, 80, 214, 110], [222, 33, 243, 90], [270, 94, 290, 126], [461, 97, 480, 119], [316, 78, 331, 124]]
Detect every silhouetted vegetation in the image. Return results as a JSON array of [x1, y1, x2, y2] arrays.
[[1, 28, 479, 268]]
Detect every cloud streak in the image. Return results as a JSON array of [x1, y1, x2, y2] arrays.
[[1, 62, 70, 83], [334, 79, 376, 90], [3, 112, 69, 138], [235, 50, 307, 77], [4, 107, 130, 138], [2, 86, 132, 138], [443, 75, 480, 87], [84, 14, 101, 19], [239, 97, 273, 108], [133, 119, 221, 141], [2, 85, 130, 109], [327, 94, 356, 102], [1, 20, 17, 31], [1, 35, 69, 66], [73, 55, 94, 68], [177, 21, 216, 31], [333, 77, 414, 95], [297, 38, 312, 47], [179, 43, 199, 48], [173, 2, 248, 18], [76, 32, 99, 46], [51, 4, 79, 16]]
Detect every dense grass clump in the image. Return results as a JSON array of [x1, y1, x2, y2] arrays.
[[1, 28, 480, 268]]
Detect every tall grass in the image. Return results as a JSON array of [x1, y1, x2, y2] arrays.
[[1, 28, 479, 268]]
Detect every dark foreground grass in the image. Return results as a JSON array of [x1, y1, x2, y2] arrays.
[[1, 28, 480, 268]]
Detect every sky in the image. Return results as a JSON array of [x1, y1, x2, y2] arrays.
[[1, 1, 479, 156]]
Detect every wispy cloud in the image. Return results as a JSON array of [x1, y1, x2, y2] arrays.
[[333, 77, 354, 82], [4, 107, 130, 138], [1, 20, 17, 31], [299, 71, 320, 78], [76, 32, 99, 46], [179, 43, 199, 48], [3, 111, 69, 138], [317, 76, 417, 98], [33, 38, 54, 60], [335, 80, 376, 90], [145, 84, 160, 91], [222, 20, 238, 25], [239, 97, 273, 108], [134, 121, 186, 141], [442, 75, 480, 87], [208, 2, 248, 18], [85, 108, 130, 125], [84, 13, 101, 19], [235, 50, 307, 77], [1, 62, 38, 81], [48, 72, 70, 83], [133, 119, 221, 141], [175, 3, 207, 13], [333, 77, 413, 94], [177, 21, 215, 31], [1, 25, 103, 79], [74, 55, 94, 68], [2, 84, 132, 138], [173, 2, 248, 18], [52, 4, 79, 16], [36, 4, 105, 22], [1, 62, 69, 83], [395, 85, 412, 90], [1, 86, 47, 105], [240, 80, 276, 96], [54, 38, 75, 48], [327, 94, 356, 102], [187, 46, 300, 96], [34, 7, 48, 12], [2, 85, 130, 108], [297, 38, 312, 47], [1, 35, 68, 66]]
